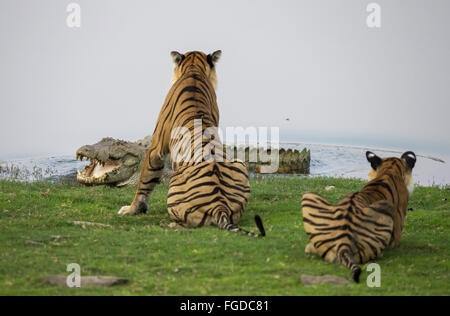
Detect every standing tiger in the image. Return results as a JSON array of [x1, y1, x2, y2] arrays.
[[301, 151, 416, 282], [118, 50, 265, 237]]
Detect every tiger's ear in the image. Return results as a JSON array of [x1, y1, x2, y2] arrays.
[[207, 50, 222, 67], [401, 151, 417, 170], [366, 151, 382, 170], [171, 51, 184, 66]]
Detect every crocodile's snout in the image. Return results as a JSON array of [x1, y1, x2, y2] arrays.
[[75, 137, 145, 186]]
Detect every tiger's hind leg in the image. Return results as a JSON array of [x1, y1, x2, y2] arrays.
[[305, 243, 337, 262], [168, 222, 188, 230], [118, 146, 167, 215], [305, 242, 318, 255]]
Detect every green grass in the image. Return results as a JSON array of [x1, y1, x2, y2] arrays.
[[0, 177, 448, 296]]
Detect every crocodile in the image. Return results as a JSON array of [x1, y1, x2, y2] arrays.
[[75, 136, 170, 187], [76, 137, 310, 186]]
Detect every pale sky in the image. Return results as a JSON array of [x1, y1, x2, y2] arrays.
[[1, 0, 449, 159]]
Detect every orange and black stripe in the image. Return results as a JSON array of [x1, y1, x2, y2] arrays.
[[119, 51, 265, 237], [301, 151, 416, 282]]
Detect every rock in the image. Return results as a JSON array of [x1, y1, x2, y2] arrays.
[[25, 240, 44, 246], [301, 274, 351, 286], [325, 186, 336, 191], [44, 275, 128, 287], [67, 221, 112, 229]]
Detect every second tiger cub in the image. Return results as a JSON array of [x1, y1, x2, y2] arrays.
[[301, 151, 416, 282]]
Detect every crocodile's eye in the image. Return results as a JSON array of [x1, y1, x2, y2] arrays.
[[110, 148, 126, 160], [124, 157, 139, 167]]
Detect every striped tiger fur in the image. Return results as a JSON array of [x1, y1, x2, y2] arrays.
[[301, 151, 416, 282], [118, 50, 265, 238]]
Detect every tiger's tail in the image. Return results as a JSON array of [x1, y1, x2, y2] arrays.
[[227, 215, 266, 238], [302, 192, 361, 282], [339, 248, 362, 283], [217, 210, 266, 237]]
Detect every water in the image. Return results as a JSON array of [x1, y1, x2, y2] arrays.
[[0, 143, 448, 186], [283, 143, 449, 186], [0, 156, 86, 183]]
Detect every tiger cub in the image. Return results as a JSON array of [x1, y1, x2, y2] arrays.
[[301, 151, 416, 282], [118, 51, 265, 237]]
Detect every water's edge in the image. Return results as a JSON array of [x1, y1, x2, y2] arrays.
[[0, 143, 448, 187]]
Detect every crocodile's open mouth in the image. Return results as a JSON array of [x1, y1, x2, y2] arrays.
[[76, 154, 122, 184]]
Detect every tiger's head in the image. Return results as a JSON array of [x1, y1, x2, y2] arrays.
[[170, 50, 222, 88], [367, 151, 417, 195]]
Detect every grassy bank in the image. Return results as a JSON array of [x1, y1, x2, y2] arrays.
[[0, 177, 448, 296]]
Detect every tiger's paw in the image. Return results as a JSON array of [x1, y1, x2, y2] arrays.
[[118, 205, 136, 216], [168, 222, 186, 230], [305, 242, 318, 254]]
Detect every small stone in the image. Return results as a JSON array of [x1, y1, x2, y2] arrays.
[[44, 275, 129, 287], [67, 221, 112, 229], [25, 240, 44, 246], [325, 186, 336, 191], [301, 274, 351, 286]]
